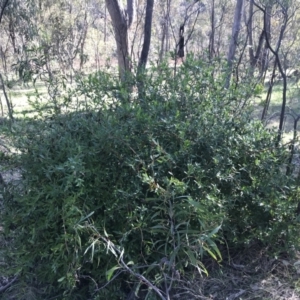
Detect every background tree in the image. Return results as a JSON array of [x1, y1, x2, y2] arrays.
[[105, 0, 135, 80], [225, 0, 244, 88], [138, 0, 154, 69]]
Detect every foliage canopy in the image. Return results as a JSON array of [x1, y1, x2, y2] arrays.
[[2, 58, 299, 299]]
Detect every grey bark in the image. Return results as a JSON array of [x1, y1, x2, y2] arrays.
[[105, 0, 135, 80], [247, 0, 254, 65], [159, 20, 166, 62], [0, 73, 13, 122], [259, 5, 271, 74], [165, 0, 171, 53], [254, 1, 288, 142], [225, 0, 244, 88], [248, 2, 271, 75], [208, 0, 215, 60]]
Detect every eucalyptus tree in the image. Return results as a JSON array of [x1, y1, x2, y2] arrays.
[[138, 0, 154, 69], [225, 0, 244, 88], [105, 0, 135, 80]]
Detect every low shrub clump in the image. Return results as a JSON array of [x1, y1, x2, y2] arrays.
[[2, 58, 299, 299]]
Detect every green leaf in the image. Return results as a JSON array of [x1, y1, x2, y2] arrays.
[[76, 211, 94, 224], [106, 265, 120, 281], [57, 277, 65, 282], [185, 249, 197, 266], [206, 238, 222, 261], [207, 225, 222, 238], [187, 197, 204, 211], [203, 245, 217, 260]]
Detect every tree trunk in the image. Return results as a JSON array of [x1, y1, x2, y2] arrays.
[[159, 21, 166, 62], [208, 0, 215, 60], [254, 1, 288, 143], [247, 0, 254, 65], [165, 0, 171, 54], [225, 0, 244, 88], [104, 4, 107, 47], [105, 0, 135, 80], [0, 0, 10, 24], [138, 0, 154, 69], [0, 73, 13, 122], [250, 3, 271, 76], [79, 10, 88, 70], [259, 5, 271, 76]]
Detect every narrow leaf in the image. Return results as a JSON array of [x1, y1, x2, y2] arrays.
[[106, 265, 120, 281]]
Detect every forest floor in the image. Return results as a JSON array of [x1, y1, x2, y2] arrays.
[[196, 246, 300, 300], [1, 80, 300, 299]]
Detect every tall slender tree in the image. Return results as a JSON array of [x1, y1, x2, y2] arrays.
[[208, 0, 215, 60], [138, 0, 154, 69], [225, 0, 244, 88], [105, 0, 135, 80]]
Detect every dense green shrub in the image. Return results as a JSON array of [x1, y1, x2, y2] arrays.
[[2, 57, 299, 299]]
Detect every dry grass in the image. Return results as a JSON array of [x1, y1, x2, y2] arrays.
[[174, 244, 300, 300]]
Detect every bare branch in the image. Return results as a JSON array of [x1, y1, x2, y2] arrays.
[[253, 0, 289, 142], [94, 232, 167, 300]]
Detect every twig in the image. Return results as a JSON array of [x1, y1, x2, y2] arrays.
[[96, 232, 167, 300], [94, 270, 124, 292], [0, 276, 18, 293]]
